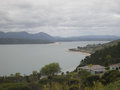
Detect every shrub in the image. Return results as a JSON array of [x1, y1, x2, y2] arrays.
[[0, 83, 31, 90], [69, 85, 79, 90], [101, 70, 120, 85]]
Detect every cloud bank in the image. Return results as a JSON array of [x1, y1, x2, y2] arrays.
[[0, 0, 120, 37]]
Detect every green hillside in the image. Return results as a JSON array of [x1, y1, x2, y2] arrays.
[[79, 42, 120, 67]]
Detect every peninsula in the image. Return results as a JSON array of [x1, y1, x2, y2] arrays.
[[69, 39, 120, 54]]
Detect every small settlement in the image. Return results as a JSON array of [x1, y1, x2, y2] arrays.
[[77, 65, 105, 74], [77, 63, 120, 75], [109, 63, 120, 71]]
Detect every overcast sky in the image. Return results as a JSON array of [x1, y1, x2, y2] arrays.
[[0, 0, 120, 37]]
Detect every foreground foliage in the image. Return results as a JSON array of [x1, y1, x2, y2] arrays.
[[0, 64, 120, 90], [0, 83, 32, 90], [99, 80, 120, 90]]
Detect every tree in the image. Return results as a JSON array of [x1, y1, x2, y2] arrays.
[[106, 55, 112, 60], [30, 70, 40, 81], [101, 70, 120, 85], [14, 73, 22, 82], [15, 73, 21, 77], [40, 62, 61, 76], [84, 75, 100, 87], [40, 63, 61, 90]]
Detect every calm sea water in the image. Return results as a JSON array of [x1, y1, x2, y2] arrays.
[[0, 41, 109, 76]]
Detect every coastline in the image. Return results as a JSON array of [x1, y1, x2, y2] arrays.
[[68, 50, 91, 56]]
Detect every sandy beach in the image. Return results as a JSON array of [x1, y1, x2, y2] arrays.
[[68, 50, 91, 56]]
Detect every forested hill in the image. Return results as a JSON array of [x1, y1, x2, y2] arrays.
[[0, 32, 55, 44], [78, 42, 120, 67]]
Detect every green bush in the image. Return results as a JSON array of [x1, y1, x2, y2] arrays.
[[101, 70, 120, 85], [84, 75, 100, 87], [53, 75, 69, 84], [99, 80, 120, 90], [39, 78, 49, 85], [69, 85, 79, 90], [68, 78, 79, 86], [0, 83, 31, 90]]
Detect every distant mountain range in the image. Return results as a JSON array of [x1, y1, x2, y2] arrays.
[[56, 35, 120, 41], [0, 31, 120, 44], [0, 32, 55, 44]]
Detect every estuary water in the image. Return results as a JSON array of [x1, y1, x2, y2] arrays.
[[0, 41, 109, 76]]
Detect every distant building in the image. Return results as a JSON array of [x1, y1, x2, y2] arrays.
[[109, 63, 120, 71], [77, 65, 105, 74]]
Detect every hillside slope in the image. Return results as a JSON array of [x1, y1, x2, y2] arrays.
[[78, 42, 120, 67], [0, 32, 55, 44]]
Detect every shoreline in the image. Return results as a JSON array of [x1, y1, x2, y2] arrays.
[[68, 50, 91, 56]]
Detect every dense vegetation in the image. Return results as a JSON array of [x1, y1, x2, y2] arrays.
[[0, 69, 120, 90], [0, 83, 32, 90], [98, 80, 120, 90], [79, 42, 120, 67], [0, 62, 120, 90]]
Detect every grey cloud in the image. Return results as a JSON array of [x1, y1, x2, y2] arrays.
[[0, 0, 120, 37]]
